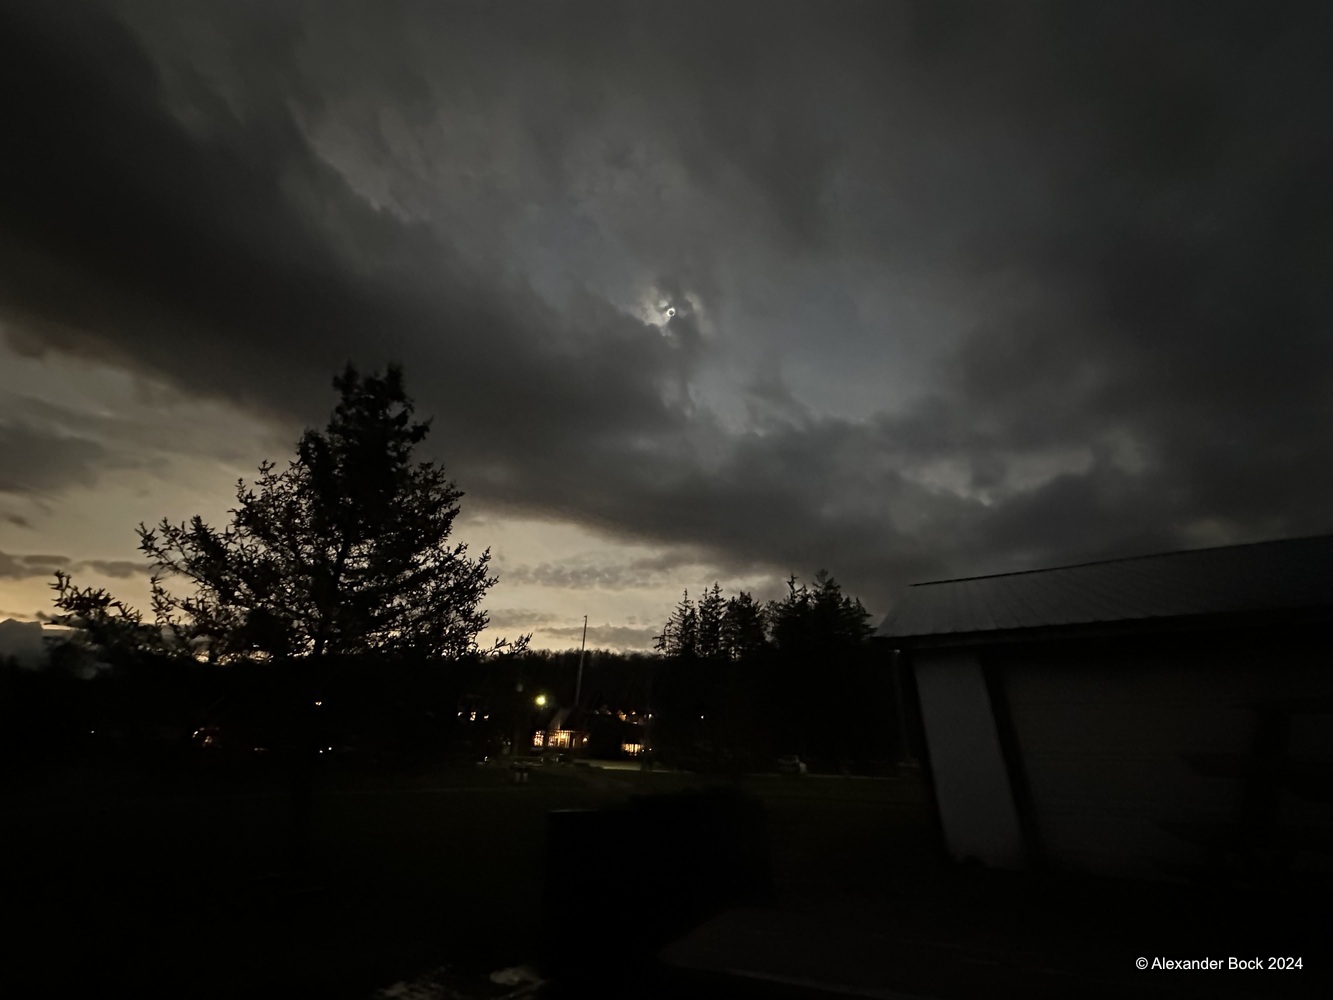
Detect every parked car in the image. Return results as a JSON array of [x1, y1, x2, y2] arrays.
[[776, 754, 807, 775]]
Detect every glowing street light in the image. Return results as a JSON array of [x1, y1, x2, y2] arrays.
[[534, 694, 547, 707]]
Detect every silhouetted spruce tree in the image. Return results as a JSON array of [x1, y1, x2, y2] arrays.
[[654, 589, 698, 659], [810, 570, 874, 646], [766, 570, 871, 653], [766, 574, 813, 654], [760, 571, 876, 763], [650, 574, 877, 769], [721, 591, 767, 661], [53, 364, 528, 664]]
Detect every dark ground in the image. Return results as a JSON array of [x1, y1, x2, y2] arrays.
[[2, 756, 1326, 999]]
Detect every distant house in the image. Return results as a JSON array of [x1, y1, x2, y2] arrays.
[[878, 535, 1333, 883]]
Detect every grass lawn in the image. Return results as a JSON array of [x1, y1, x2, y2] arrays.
[[8, 759, 1323, 999], [2, 758, 928, 998]]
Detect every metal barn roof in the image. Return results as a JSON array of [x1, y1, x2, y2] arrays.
[[877, 534, 1333, 641]]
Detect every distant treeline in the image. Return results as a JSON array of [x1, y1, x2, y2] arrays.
[[2, 572, 912, 779], [644, 572, 899, 772]]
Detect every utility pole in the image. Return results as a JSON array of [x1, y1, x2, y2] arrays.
[[574, 615, 588, 711]]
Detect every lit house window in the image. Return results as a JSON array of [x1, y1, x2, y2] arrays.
[[621, 742, 644, 756], [532, 731, 546, 748], [548, 730, 574, 748]]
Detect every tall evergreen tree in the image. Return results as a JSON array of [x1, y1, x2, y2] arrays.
[[651, 573, 879, 770], [766, 574, 812, 653], [721, 591, 767, 661], [654, 589, 698, 658], [695, 582, 726, 660], [809, 569, 874, 647], [52, 364, 527, 663]]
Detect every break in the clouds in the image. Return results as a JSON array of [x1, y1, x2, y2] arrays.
[[541, 624, 664, 654], [1, 1, 1331, 644]]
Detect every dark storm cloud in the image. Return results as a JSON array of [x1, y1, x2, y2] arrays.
[[0, 0, 699, 461], [0, 420, 123, 495], [502, 563, 661, 591], [0, 384, 285, 473], [81, 559, 153, 579], [0, 549, 149, 581], [2, 1, 1331, 617], [0, 551, 71, 580], [499, 549, 723, 591]]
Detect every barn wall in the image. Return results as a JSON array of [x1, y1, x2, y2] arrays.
[[913, 648, 1025, 868], [994, 630, 1333, 880]]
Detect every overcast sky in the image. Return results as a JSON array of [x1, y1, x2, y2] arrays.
[[2, 1, 1331, 651]]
